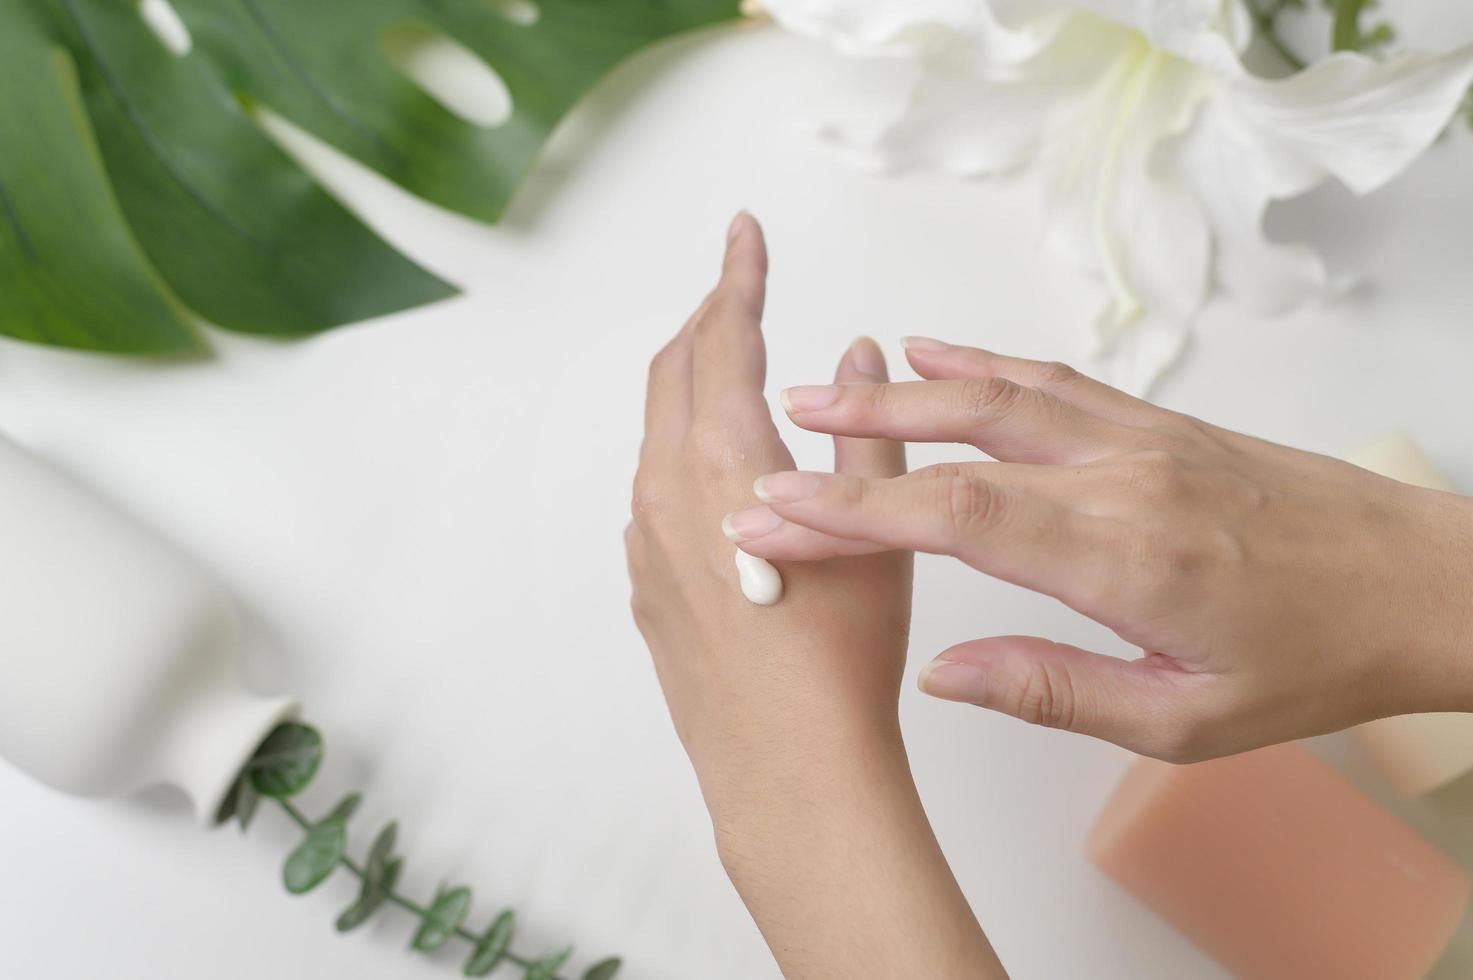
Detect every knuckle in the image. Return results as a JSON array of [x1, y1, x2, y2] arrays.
[[958, 376, 1023, 421], [1123, 449, 1190, 501], [856, 381, 889, 421], [628, 594, 653, 632], [1137, 420, 1194, 450], [940, 474, 1000, 536], [913, 461, 975, 482], [1035, 360, 1080, 389], [630, 472, 668, 519], [1012, 663, 1076, 731], [647, 344, 676, 383]]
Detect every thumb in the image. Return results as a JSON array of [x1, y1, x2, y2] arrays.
[[918, 636, 1209, 762]]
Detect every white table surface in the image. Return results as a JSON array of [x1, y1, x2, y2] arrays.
[[3, 17, 1472, 980]]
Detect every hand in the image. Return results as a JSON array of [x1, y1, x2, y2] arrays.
[[627, 219, 1004, 979], [625, 214, 911, 804], [726, 337, 1473, 763]]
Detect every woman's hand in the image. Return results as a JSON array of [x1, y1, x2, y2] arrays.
[[627, 218, 1005, 979], [625, 213, 911, 804], [727, 337, 1473, 763]]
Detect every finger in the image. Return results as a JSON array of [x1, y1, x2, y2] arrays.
[[753, 469, 1115, 609], [832, 337, 906, 478], [692, 212, 771, 429], [726, 459, 1096, 561], [900, 337, 1170, 429], [722, 505, 886, 560], [641, 314, 699, 461], [783, 376, 1139, 465], [918, 636, 1213, 762]]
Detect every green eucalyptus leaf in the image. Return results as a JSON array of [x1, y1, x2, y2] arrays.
[[1, 0, 744, 353], [582, 958, 622, 980], [463, 910, 515, 977], [233, 777, 261, 832], [215, 774, 243, 827], [525, 946, 573, 980], [412, 885, 473, 952], [365, 820, 398, 885], [325, 792, 362, 825], [247, 723, 324, 799], [336, 857, 402, 933], [283, 818, 348, 894]]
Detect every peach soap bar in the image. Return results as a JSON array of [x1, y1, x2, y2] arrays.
[[1088, 743, 1470, 980], [1345, 432, 1473, 795]]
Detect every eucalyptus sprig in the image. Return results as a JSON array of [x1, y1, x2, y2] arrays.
[[1250, 0, 1472, 122], [218, 723, 620, 980]]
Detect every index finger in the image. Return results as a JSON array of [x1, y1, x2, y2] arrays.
[[692, 212, 770, 427], [755, 466, 1116, 616], [900, 338, 1170, 429]]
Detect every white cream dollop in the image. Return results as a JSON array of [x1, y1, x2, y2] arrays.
[[734, 550, 783, 606]]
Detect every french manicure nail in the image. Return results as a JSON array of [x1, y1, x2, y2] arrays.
[[754, 471, 823, 504], [781, 385, 841, 412], [848, 337, 887, 379], [918, 659, 987, 703], [901, 336, 950, 353], [722, 506, 783, 542]]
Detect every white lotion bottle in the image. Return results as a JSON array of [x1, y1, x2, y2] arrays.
[[0, 431, 295, 824]]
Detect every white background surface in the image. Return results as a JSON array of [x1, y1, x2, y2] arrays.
[[3, 13, 1473, 980]]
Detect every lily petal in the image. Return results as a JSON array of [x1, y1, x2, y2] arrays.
[[1170, 96, 1333, 315], [764, 2, 1473, 395], [795, 9, 1119, 176], [760, 0, 1048, 61], [1227, 45, 1473, 195], [1176, 44, 1473, 313], [995, 0, 1249, 70], [1034, 27, 1211, 356]]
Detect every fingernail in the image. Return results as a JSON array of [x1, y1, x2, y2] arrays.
[[722, 506, 783, 542], [727, 210, 752, 244], [901, 336, 950, 353], [781, 384, 841, 413], [754, 471, 823, 504], [918, 659, 986, 703], [848, 337, 887, 379]]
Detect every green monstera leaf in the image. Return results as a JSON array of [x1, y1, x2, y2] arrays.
[[0, 0, 742, 353]]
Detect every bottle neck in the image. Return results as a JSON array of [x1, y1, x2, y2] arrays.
[[160, 670, 297, 827]]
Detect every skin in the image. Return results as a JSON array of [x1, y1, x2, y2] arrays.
[[729, 339, 1473, 762], [629, 213, 1473, 976], [626, 213, 1004, 979]]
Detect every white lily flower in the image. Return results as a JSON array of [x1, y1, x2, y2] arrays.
[[762, 0, 1473, 392]]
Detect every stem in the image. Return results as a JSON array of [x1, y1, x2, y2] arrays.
[[1330, 0, 1368, 52], [274, 798, 545, 975], [1246, 0, 1308, 72]]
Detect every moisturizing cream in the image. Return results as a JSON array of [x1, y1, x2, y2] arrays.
[[734, 550, 783, 606]]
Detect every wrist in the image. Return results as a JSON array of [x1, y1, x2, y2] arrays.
[[705, 722, 911, 865], [1443, 495, 1473, 711], [1396, 490, 1473, 714]]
